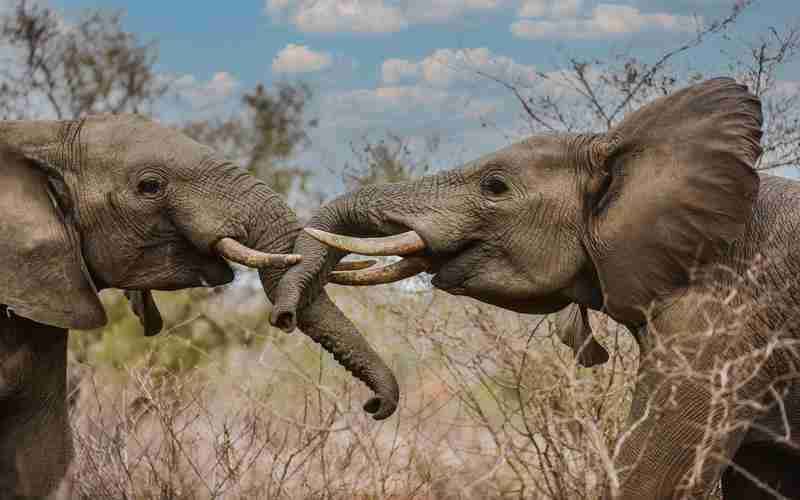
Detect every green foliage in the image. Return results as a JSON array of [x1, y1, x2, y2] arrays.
[[70, 287, 279, 376]]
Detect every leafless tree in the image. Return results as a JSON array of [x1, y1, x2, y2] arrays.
[[342, 132, 438, 189], [0, 0, 167, 120], [480, 0, 799, 177]]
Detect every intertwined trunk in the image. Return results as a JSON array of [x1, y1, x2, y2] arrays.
[[242, 183, 399, 419], [271, 180, 433, 331]]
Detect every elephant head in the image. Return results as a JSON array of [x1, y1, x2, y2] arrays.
[[270, 77, 762, 363], [0, 114, 398, 419]]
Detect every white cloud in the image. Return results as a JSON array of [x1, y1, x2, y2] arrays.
[[382, 58, 421, 84], [265, 0, 291, 10], [512, 4, 699, 39], [404, 0, 507, 23], [172, 72, 240, 110], [272, 44, 332, 73], [381, 48, 537, 87], [518, 0, 581, 19], [265, 0, 506, 34], [317, 84, 511, 149], [268, 0, 407, 34], [325, 86, 452, 120]]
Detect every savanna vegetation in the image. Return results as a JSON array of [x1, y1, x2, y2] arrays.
[[1, 0, 798, 497]]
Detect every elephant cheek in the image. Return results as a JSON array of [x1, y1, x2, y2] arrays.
[[121, 251, 234, 290], [430, 250, 485, 296], [431, 269, 467, 296], [433, 251, 571, 313]]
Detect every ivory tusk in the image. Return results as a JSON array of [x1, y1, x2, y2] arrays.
[[334, 259, 378, 271], [305, 228, 426, 256], [214, 238, 302, 268], [328, 257, 430, 286]]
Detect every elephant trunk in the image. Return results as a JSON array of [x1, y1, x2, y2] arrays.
[[242, 183, 399, 420], [269, 168, 458, 329], [270, 181, 424, 333]]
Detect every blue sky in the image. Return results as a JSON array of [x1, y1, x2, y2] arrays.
[[50, 0, 800, 194]]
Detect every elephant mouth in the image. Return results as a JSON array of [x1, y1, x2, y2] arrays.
[[199, 258, 235, 287], [114, 237, 303, 291], [304, 228, 472, 287]]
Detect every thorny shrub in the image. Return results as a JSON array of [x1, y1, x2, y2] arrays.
[[65, 264, 799, 499]]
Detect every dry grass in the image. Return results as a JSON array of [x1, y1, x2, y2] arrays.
[[65, 285, 640, 499], [65, 276, 798, 499]]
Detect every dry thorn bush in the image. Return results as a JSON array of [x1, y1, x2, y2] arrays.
[[66, 257, 798, 499], [66, 285, 638, 499]]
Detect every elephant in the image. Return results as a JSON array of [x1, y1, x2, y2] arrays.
[[0, 114, 398, 498], [269, 78, 800, 499]]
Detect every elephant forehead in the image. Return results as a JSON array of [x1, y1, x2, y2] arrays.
[[81, 114, 215, 168], [466, 135, 569, 173], [514, 135, 571, 168]]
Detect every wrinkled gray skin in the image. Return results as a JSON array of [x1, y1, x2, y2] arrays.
[[0, 115, 397, 499], [272, 79, 800, 499]]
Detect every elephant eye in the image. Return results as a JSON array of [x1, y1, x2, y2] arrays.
[[482, 176, 510, 197], [137, 178, 164, 197]]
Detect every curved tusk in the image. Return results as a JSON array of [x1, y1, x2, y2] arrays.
[[305, 228, 426, 256], [214, 238, 302, 268], [328, 257, 430, 286], [334, 259, 378, 271]]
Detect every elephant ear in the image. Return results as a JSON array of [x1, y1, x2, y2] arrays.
[[589, 78, 762, 324], [125, 290, 164, 336], [0, 148, 106, 330], [553, 304, 609, 367]]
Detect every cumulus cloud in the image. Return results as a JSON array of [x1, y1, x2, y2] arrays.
[[266, 0, 407, 33], [512, 3, 699, 39], [320, 84, 506, 137], [265, 0, 505, 34], [518, 0, 581, 19], [405, 0, 507, 23], [382, 48, 537, 87], [382, 58, 422, 84], [272, 44, 332, 73], [332, 86, 453, 112], [172, 72, 240, 109]]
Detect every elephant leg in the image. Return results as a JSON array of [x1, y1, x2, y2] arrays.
[[0, 411, 73, 500], [721, 443, 800, 500], [0, 314, 72, 499], [613, 360, 753, 499]]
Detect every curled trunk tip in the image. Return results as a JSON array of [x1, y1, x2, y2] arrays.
[[294, 292, 400, 420]]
